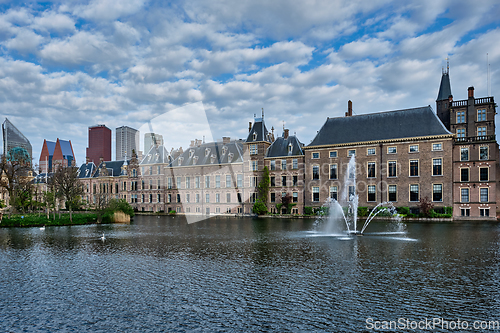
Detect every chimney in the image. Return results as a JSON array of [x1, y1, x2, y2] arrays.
[[99, 157, 104, 165], [86, 157, 89, 164], [222, 137, 230, 144], [345, 100, 353, 117], [468, 86, 474, 99], [448, 94, 453, 103], [284, 129, 289, 139], [190, 140, 195, 147], [249, 122, 252, 133]]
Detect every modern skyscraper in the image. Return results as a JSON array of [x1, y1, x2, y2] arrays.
[[116, 126, 138, 161], [144, 133, 164, 153], [86, 125, 111, 165], [39, 138, 75, 172], [2, 118, 32, 165]]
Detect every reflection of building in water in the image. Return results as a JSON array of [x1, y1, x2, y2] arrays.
[[144, 133, 164, 153], [2, 118, 32, 165]]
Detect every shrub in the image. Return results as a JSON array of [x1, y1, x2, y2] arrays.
[[358, 207, 369, 217], [304, 206, 314, 215], [252, 201, 268, 215]]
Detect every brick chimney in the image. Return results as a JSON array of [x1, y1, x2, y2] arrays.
[[249, 122, 252, 133], [345, 100, 353, 117], [222, 137, 231, 144], [468, 86, 474, 99], [284, 129, 289, 139], [86, 157, 89, 164]]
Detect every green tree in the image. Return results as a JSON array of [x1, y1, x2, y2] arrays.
[[253, 166, 270, 215], [52, 166, 84, 222], [0, 152, 33, 213]]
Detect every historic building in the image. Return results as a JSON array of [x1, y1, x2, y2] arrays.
[[303, 103, 454, 213], [436, 66, 498, 220]]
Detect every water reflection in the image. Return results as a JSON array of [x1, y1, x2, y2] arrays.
[[0, 217, 500, 332]]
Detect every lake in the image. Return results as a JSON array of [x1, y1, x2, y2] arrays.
[[1, 216, 500, 332]]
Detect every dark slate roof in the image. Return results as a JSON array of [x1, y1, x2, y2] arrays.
[[266, 135, 304, 157], [93, 160, 130, 177], [33, 172, 53, 183], [140, 145, 170, 165], [77, 162, 96, 178], [246, 118, 272, 143], [437, 72, 452, 101], [308, 106, 452, 147], [171, 140, 244, 167]]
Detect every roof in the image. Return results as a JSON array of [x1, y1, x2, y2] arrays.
[[77, 162, 96, 178], [171, 140, 244, 167], [437, 72, 452, 101], [308, 106, 452, 147], [140, 145, 170, 165], [246, 118, 272, 143], [266, 135, 304, 157], [46, 141, 56, 154], [93, 160, 129, 177], [58, 140, 74, 157]]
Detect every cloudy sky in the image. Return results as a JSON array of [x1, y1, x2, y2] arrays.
[[0, 0, 499, 164]]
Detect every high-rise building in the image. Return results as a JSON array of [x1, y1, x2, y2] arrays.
[[86, 125, 111, 165], [116, 126, 138, 161], [2, 118, 32, 165], [39, 138, 75, 172], [144, 133, 164, 153]]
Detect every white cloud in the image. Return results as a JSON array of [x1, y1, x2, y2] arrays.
[[339, 38, 393, 60], [32, 12, 75, 32], [72, 0, 146, 21], [3, 28, 43, 53]]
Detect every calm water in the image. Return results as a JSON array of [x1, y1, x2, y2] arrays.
[[1, 216, 500, 332]]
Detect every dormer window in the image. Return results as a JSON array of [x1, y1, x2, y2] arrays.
[[210, 154, 216, 164], [178, 157, 184, 166], [222, 146, 227, 155], [193, 156, 199, 164], [132, 169, 137, 177], [288, 143, 293, 154], [228, 153, 234, 163], [189, 149, 194, 158], [253, 132, 257, 141], [205, 148, 210, 156]]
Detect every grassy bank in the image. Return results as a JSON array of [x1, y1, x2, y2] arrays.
[[0, 213, 100, 228]]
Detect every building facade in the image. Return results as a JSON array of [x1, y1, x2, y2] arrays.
[[2, 118, 32, 165], [39, 138, 75, 172], [116, 126, 138, 161], [86, 125, 111, 165]]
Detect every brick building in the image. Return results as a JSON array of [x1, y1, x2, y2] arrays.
[[39, 138, 75, 172], [86, 125, 111, 165]]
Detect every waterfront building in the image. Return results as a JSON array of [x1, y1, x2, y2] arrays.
[[86, 125, 111, 165], [2, 118, 32, 165], [39, 138, 75, 172], [116, 126, 138, 161]]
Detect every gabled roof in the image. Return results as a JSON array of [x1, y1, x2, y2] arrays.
[[140, 145, 170, 165], [46, 141, 56, 155], [171, 140, 244, 167], [246, 118, 272, 143], [58, 140, 74, 158], [77, 162, 96, 178], [93, 160, 130, 177], [266, 135, 304, 157], [308, 106, 452, 147], [437, 72, 452, 101]]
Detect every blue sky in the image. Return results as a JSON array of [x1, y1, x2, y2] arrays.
[[0, 0, 499, 164]]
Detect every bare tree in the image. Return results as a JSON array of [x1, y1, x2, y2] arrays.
[[0, 152, 33, 213], [51, 166, 84, 222]]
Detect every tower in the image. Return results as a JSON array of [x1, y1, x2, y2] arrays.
[[436, 60, 452, 130], [86, 125, 111, 164], [116, 126, 138, 161]]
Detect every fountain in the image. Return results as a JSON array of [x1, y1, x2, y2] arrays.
[[319, 154, 403, 236]]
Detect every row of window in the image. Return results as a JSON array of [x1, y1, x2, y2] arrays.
[[460, 167, 490, 182], [166, 192, 243, 204], [456, 109, 487, 124], [456, 127, 488, 138], [460, 187, 490, 203], [460, 146, 489, 161], [165, 175, 244, 189], [269, 159, 299, 171], [311, 143, 444, 160], [460, 207, 490, 217], [270, 175, 299, 187]]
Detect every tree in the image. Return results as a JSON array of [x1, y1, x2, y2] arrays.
[[51, 166, 84, 222], [0, 152, 33, 213], [418, 196, 434, 217], [252, 166, 270, 215]]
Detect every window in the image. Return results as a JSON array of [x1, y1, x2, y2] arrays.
[[251, 160, 258, 171], [270, 160, 275, 170], [480, 167, 489, 181], [216, 193, 220, 203], [312, 187, 320, 202], [270, 192, 275, 202], [457, 128, 465, 138], [226, 175, 231, 188], [149, 179, 153, 189], [292, 159, 298, 169], [348, 186, 355, 201], [433, 158, 442, 176], [149, 166, 153, 175], [251, 176, 258, 187], [367, 148, 376, 155], [186, 177, 191, 189], [195, 176, 200, 188], [477, 127, 487, 137], [177, 194, 181, 203], [250, 144, 258, 155], [329, 151, 337, 158], [478, 109, 486, 121], [312, 166, 320, 180], [348, 150, 355, 157], [432, 143, 442, 151], [367, 162, 376, 178], [196, 193, 200, 203], [388, 185, 397, 202], [410, 185, 419, 202], [293, 192, 298, 203], [270, 176, 275, 187], [167, 194, 171, 203], [460, 147, 469, 161], [460, 168, 469, 182], [409, 160, 419, 176], [288, 144, 293, 154], [186, 194, 190, 203], [293, 175, 298, 186], [281, 160, 287, 171], [480, 146, 488, 160], [312, 152, 319, 159], [205, 193, 210, 203], [330, 186, 338, 200], [282, 176, 287, 187], [237, 174, 243, 187], [176, 177, 182, 189], [480, 208, 489, 217], [461, 188, 469, 202], [388, 161, 397, 177], [330, 164, 337, 179], [480, 188, 489, 202], [157, 165, 161, 175], [205, 176, 210, 188], [167, 177, 172, 189], [457, 111, 465, 123], [387, 147, 397, 154], [461, 208, 470, 216], [433, 184, 443, 202], [216, 175, 221, 188], [409, 145, 419, 153], [149, 194, 153, 203], [157, 179, 161, 190], [226, 193, 231, 203], [367, 185, 376, 201]]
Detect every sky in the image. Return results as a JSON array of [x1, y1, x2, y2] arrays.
[[0, 0, 499, 166]]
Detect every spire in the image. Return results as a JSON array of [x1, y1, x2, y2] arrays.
[[437, 60, 452, 101]]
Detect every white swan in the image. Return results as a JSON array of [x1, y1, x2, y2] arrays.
[[100, 233, 106, 241], [40, 226, 45, 231]]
